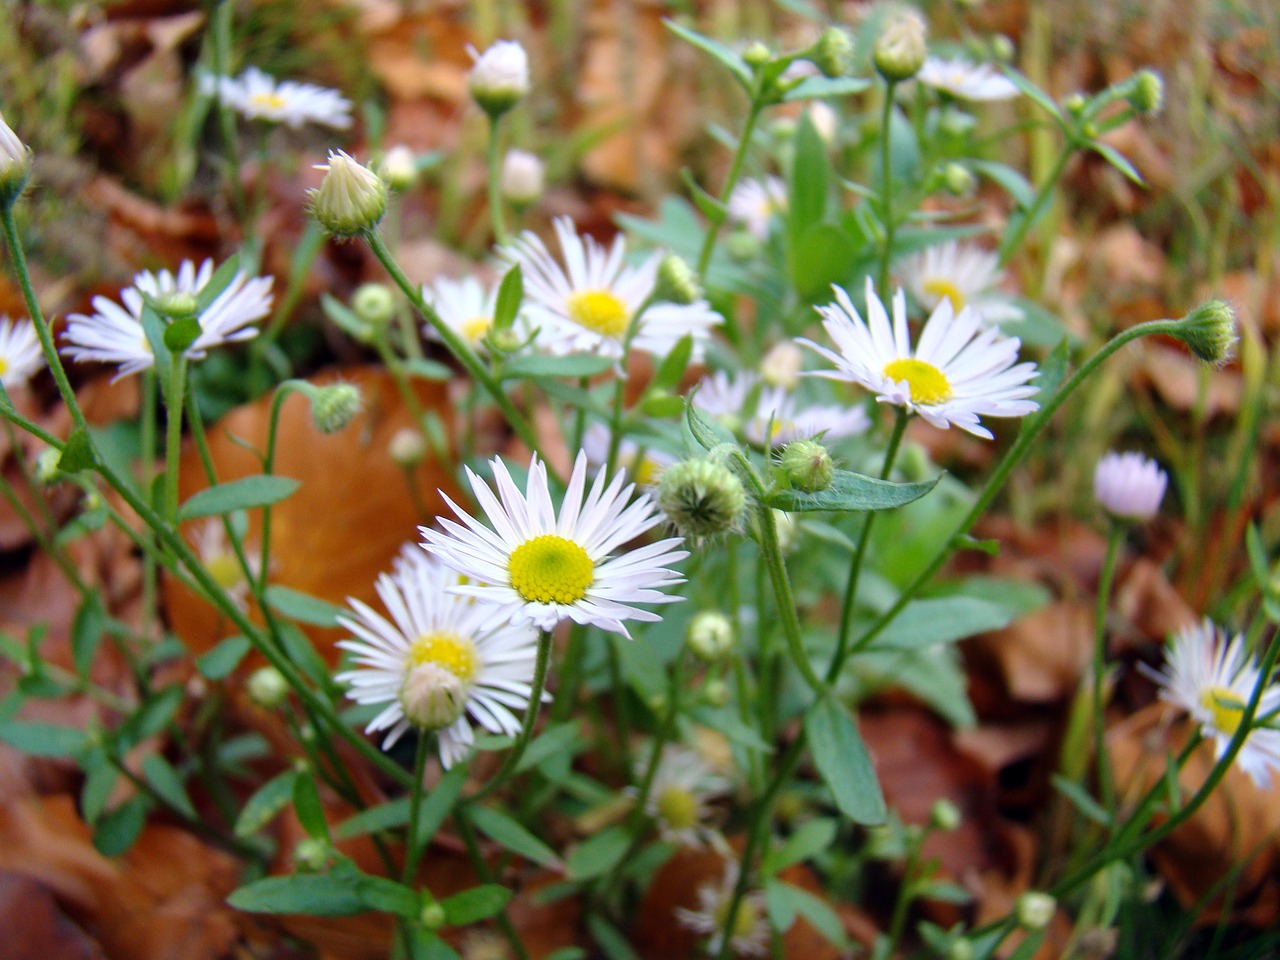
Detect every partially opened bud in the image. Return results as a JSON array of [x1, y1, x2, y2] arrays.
[[0, 113, 31, 207], [760, 341, 804, 389], [247, 666, 289, 709], [388, 427, 426, 467], [400, 661, 468, 730], [873, 12, 927, 82], [655, 254, 702, 305], [687, 610, 735, 662], [1015, 891, 1056, 931], [468, 40, 531, 117], [501, 148, 544, 206], [310, 150, 387, 238]]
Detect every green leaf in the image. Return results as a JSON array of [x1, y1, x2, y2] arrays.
[[586, 914, 643, 960], [679, 168, 727, 224], [516, 721, 583, 774], [71, 594, 106, 678], [80, 751, 118, 824], [94, 794, 149, 856], [968, 160, 1034, 209], [236, 769, 299, 836], [567, 825, 630, 881], [765, 881, 849, 948], [469, 807, 561, 869], [762, 818, 837, 875], [142, 753, 197, 819], [334, 796, 409, 840], [782, 76, 870, 101], [1089, 141, 1145, 186], [652, 335, 695, 394], [804, 697, 886, 825], [868, 597, 1015, 652], [663, 19, 751, 88], [764, 878, 798, 933], [1023, 339, 1071, 434], [118, 685, 184, 749], [788, 113, 829, 243], [1051, 774, 1112, 827], [403, 358, 454, 381], [416, 761, 467, 839], [440, 884, 513, 926], [195, 255, 242, 313], [1006, 928, 1047, 960], [764, 469, 938, 514], [0, 720, 87, 758], [493, 264, 524, 331], [1247, 524, 1273, 592], [163, 316, 203, 353], [58, 428, 96, 473], [293, 773, 331, 840], [228, 865, 417, 917], [178, 475, 300, 521], [685, 397, 735, 451], [196, 634, 252, 680], [500, 354, 615, 380], [640, 394, 686, 418], [275, 623, 335, 691], [789, 223, 855, 302], [266, 586, 346, 627], [913, 880, 972, 904], [999, 67, 1062, 120]]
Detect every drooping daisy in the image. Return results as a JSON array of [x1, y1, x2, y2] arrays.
[[1142, 620, 1280, 788], [743, 385, 871, 447], [637, 745, 733, 846], [422, 275, 531, 353], [0, 316, 43, 389], [335, 546, 543, 768], [801, 279, 1040, 439], [421, 450, 688, 638], [897, 241, 1022, 326], [675, 861, 770, 958], [1094, 451, 1168, 522], [202, 66, 352, 129], [62, 259, 274, 380], [581, 422, 676, 488], [727, 176, 788, 240], [503, 217, 722, 360], [918, 57, 1020, 102]]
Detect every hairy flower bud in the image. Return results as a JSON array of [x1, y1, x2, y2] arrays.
[[353, 282, 396, 327], [657, 457, 747, 539], [378, 145, 418, 191], [811, 27, 855, 79], [247, 666, 289, 708], [401, 662, 468, 730], [501, 148, 544, 206], [310, 151, 387, 237], [1127, 69, 1164, 116], [780, 439, 834, 492], [0, 112, 31, 207], [1175, 299, 1237, 365], [1015, 891, 1056, 931], [687, 610, 735, 663], [468, 40, 530, 117], [942, 162, 976, 196], [873, 12, 927, 82], [655, 254, 702, 306], [308, 383, 362, 434]]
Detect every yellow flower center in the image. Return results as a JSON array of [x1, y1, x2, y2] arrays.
[[461, 316, 491, 344], [566, 289, 630, 338], [508, 535, 594, 604], [249, 92, 289, 112], [1199, 686, 1247, 735], [0, 357, 9, 376], [207, 552, 246, 591], [883, 357, 953, 405], [406, 630, 479, 683], [713, 893, 762, 942], [922, 276, 967, 313], [655, 785, 699, 830]]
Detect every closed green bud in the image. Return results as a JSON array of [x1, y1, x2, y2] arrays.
[[353, 282, 396, 327], [308, 383, 363, 434], [947, 940, 974, 960], [942, 162, 975, 196], [1176, 299, 1236, 364], [655, 253, 702, 305], [247, 666, 289, 708], [293, 838, 334, 872], [1064, 92, 1088, 116], [726, 231, 762, 261], [310, 150, 387, 238], [873, 12, 926, 82], [657, 457, 747, 539], [33, 448, 62, 485], [780, 438, 834, 492], [419, 899, 447, 930], [153, 291, 199, 320], [1127, 69, 1163, 116], [1015, 891, 1056, 931], [990, 34, 1015, 63], [388, 427, 426, 467], [687, 610, 735, 662], [929, 797, 961, 832], [742, 42, 772, 69], [702, 677, 730, 707]]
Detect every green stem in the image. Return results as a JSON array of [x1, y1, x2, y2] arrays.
[[209, 0, 247, 222], [878, 80, 898, 293], [486, 115, 509, 246], [998, 141, 1073, 266], [1093, 522, 1123, 813], [163, 356, 188, 523], [696, 96, 765, 279], [140, 370, 158, 642], [455, 807, 532, 960], [826, 409, 908, 684], [401, 733, 431, 884], [883, 842, 921, 958]]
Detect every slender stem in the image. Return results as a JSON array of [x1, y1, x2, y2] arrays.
[[1092, 522, 1123, 812], [550, 623, 586, 722], [486, 115, 509, 246], [998, 142, 1073, 267], [696, 97, 765, 279], [827, 409, 908, 683], [604, 292, 657, 478], [209, 0, 247, 221], [163, 356, 188, 523], [140, 370, 158, 642], [401, 733, 431, 885], [455, 807, 532, 960], [878, 80, 898, 293], [883, 842, 921, 957]]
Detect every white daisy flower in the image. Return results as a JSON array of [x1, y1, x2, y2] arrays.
[[503, 217, 722, 361], [581, 422, 676, 488], [421, 450, 688, 639], [727, 176, 788, 240], [637, 745, 732, 846], [1142, 620, 1280, 788], [693, 370, 758, 424], [744, 385, 871, 448], [62, 259, 274, 380], [203, 66, 352, 129], [918, 57, 1020, 102], [1093, 451, 1168, 521], [801, 278, 1040, 439], [191, 519, 261, 611], [675, 861, 769, 958], [335, 547, 543, 768], [897, 241, 1023, 326], [0, 316, 44, 389], [422, 275, 532, 353]]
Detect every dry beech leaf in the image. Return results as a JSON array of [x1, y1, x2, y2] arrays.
[[0, 872, 105, 960], [1135, 343, 1243, 416], [969, 601, 1095, 704]]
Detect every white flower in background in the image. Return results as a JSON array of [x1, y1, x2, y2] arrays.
[[191, 519, 261, 611], [503, 217, 721, 360], [335, 547, 543, 768], [676, 861, 770, 958], [581, 422, 676, 488], [759, 341, 805, 390], [693, 370, 758, 425], [918, 57, 1020, 102], [0, 316, 43, 389], [897, 241, 1023, 325], [62, 259, 274, 380], [804, 101, 839, 144], [421, 451, 688, 639], [468, 40, 531, 115], [636, 745, 732, 846], [744, 385, 871, 447], [378, 145, 418, 191], [202, 66, 352, 129], [802, 279, 1039, 439], [501, 149, 544, 206], [727, 176, 787, 240], [422, 275, 531, 352], [1142, 620, 1280, 788], [1093, 451, 1168, 521]]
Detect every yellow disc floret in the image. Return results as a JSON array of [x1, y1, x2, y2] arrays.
[[566, 289, 630, 337], [207, 552, 246, 591], [0, 357, 9, 377], [655, 785, 700, 831], [461, 316, 491, 344], [1200, 686, 1247, 735], [508, 534, 594, 604], [922, 276, 967, 313], [249, 92, 289, 112], [406, 630, 480, 683], [883, 357, 954, 405]]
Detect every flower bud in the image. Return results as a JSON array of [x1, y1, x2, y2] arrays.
[[947, 940, 974, 960], [308, 383, 362, 434], [378, 145, 418, 191], [655, 253, 702, 306], [352, 282, 396, 327], [247, 666, 289, 708], [500, 148, 544, 207], [726, 231, 762, 261], [742, 42, 772, 69], [419, 898, 447, 930], [1094, 450, 1167, 522], [400, 662, 468, 730], [657, 457, 747, 539], [873, 12, 927, 82], [488, 327, 524, 353], [1127, 69, 1163, 116], [0, 112, 31, 207], [686, 610, 735, 663], [468, 40, 531, 117], [942, 162, 976, 196], [1064, 92, 1088, 116], [310, 151, 387, 238], [1015, 891, 1056, 931], [1175, 299, 1236, 365], [388, 427, 426, 467], [929, 797, 961, 832], [780, 439, 834, 492], [33, 448, 62, 485], [989, 34, 1016, 63], [293, 837, 334, 872], [759, 341, 803, 390], [702, 677, 730, 707], [153, 291, 199, 320], [811, 27, 855, 79]]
